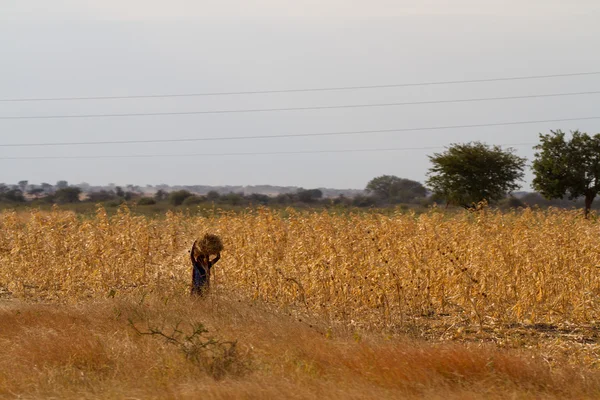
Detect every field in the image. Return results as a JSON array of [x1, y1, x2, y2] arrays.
[[2, 205, 600, 398]]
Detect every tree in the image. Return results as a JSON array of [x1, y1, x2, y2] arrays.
[[154, 189, 168, 202], [532, 130, 600, 217], [275, 193, 294, 204], [40, 183, 54, 194], [297, 188, 323, 203], [87, 190, 117, 202], [18, 180, 28, 193], [53, 187, 82, 203], [56, 180, 69, 190], [365, 175, 427, 203], [168, 190, 193, 206], [126, 184, 140, 194], [206, 191, 220, 201], [1, 188, 25, 202], [426, 142, 526, 207], [220, 192, 244, 206], [248, 193, 271, 205], [27, 186, 45, 198]]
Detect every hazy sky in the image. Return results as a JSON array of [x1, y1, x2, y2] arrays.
[[2, 1, 600, 189]]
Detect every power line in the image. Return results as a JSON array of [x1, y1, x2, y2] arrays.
[[0, 143, 537, 160], [1, 116, 599, 148], [2, 71, 599, 102], [2, 90, 600, 120]]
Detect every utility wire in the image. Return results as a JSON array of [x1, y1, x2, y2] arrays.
[[1, 116, 599, 148], [1, 71, 599, 102], [2, 91, 600, 120], [0, 143, 537, 160]]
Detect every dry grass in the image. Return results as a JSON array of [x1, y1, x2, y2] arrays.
[[2, 205, 600, 397], [2, 206, 600, 328], [1, 294, 599, 399]]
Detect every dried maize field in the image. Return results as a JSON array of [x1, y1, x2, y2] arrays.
[[3, 205, 600, 398], [3, 205, 600, 328]]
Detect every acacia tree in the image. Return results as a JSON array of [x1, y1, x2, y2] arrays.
[[53, 187, 82, 204], [532, 130, 600, 217], [365, 175, 427, 203], [296, 188, 323, 203], [426, 142, 526, 207]]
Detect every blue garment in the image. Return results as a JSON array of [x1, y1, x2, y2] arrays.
[[190, 247, 220, 296]]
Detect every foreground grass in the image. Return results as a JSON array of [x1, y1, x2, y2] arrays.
[[2, 293, 599, 399]]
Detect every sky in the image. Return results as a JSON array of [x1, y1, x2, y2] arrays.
[[1, 1, 600, 190]]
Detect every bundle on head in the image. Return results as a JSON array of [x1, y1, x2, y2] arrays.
[[193, 233, 224, 258]]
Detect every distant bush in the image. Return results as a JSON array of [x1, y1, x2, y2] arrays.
[[206, 191, 220, 201], [352, 195, 376, 207], [1, 189, 26, 203], [219, 192, 244, 206], [506, 196, 525, 209], [169, 190, 193, 206], [247, 193, 271, 205], [87, 190, 117, 202], [54, 187, 82, 204], [137, 197, 157, 206], [182, 195, 205, 206], [154, 189, 168, 202], [104, 200, 124, 208], [297, 189, 323, 203]]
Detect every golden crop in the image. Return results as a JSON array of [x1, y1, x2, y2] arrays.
[[2, 205, 600, 330]]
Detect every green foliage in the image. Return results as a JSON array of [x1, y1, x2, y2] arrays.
[[247, 193, 271, 205], [104, 200, 125, 208], [1, 188, 26, 203], [153, 189, 168, 202], [53, 187, 82, 204], [365, 175, 427, 203], [168, 190, 193, 206], [114, 186, 136, 201], [297, 188, 323, 203], [55, 180, 69, 190], [352, 194, 376, 207], [426, 142, 526, 206], [27, 186, 45, 197], [137, 197, 157, 206], [220, 192, 244, 206], [206, 191, 220, 201], [87, 190, 117, 202], [532, 130, 600, 216], [0, 184, 25, 203], [40, 183, 53, 193], [17, 180, 28, 193], [181, 195, 205, 206]]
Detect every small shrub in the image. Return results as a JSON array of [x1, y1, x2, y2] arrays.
[[128, 320, 247, 380], [182, 195, 205, 206], [104, 199, 125, 207], [137, 197, 156, 206]]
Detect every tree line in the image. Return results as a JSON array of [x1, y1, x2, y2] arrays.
[[1, 130, 598, 215]]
